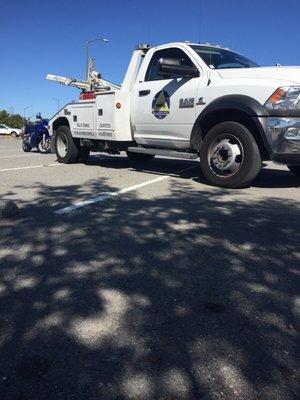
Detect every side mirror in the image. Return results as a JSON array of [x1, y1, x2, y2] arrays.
[[36, 113, 42, 120], [158, 58, 199, 78]]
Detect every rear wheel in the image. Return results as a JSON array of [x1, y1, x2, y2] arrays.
[[54, 126, 78, 163], [22, 141, 32, 152], [200, 121, 262, 188], [126, 150, 155, 162], [288, 165, 300, 177], [78, 147, 90, 163]]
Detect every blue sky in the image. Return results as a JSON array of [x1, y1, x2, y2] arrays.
[[1, 0, 300, 118]]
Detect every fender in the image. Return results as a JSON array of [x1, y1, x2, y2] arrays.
[[52, 116, 70, 132], [190, 94, 271, 154]]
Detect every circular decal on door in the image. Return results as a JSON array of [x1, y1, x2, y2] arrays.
[[152, 90, 170, 119]]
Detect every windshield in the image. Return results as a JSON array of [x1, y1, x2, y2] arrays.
[[190, 45, 259, 69]]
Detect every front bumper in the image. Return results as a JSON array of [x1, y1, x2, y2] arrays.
[[262, 117, 300, 165]]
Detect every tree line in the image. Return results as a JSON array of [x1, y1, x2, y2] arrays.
[[0, 110, 24, 128]]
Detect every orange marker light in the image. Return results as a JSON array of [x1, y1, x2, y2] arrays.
[[116, 102, 121, 109], [269, 88, 285, 103]]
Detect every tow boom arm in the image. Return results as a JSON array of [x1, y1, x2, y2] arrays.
[[46, 58, 120, 92], [46, 74, 120, 91]]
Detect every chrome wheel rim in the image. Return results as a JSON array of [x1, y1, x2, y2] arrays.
[[208, 134, 244, 177], [56, 134, 68, 157], [39, 140, 50, 153]]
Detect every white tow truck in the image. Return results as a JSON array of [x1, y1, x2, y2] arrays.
[[47, 42, 300, 188]]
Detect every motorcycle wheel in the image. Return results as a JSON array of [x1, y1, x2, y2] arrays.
[[38, 139, 51, 154], [22, 141, 32, 152]]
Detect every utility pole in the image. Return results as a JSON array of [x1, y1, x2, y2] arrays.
[[23, 105, 31, 121]]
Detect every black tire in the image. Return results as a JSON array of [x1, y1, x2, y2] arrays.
[[22, 141, 32, 152], [11, 131, 17, 138], [200, 121, 262, 188], [78, 147, 90, 163], [54, 126, 78, 163], [126, 150, 155, 162], [287, 166, 300, 177]]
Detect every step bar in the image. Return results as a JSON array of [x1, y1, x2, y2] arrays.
[[127, 147, 199, 160]]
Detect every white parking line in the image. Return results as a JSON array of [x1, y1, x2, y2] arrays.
[[0, 163, 60, 172], [55, 165, 196, 215]]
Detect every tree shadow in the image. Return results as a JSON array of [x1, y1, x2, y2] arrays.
[[0, 177, 299, 400]]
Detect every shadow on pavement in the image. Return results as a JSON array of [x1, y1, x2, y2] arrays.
[[86, 155, 300, 189], [86, 154, 199, 177], [0, 174, 299, 400]]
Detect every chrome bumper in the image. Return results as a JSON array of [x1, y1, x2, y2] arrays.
[[263, 117, 300, 164]]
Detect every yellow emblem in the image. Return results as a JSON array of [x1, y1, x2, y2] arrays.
[[152, 90, 170, 119]]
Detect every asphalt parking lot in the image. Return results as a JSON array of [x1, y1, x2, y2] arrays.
[[0, 136, 299, 400]]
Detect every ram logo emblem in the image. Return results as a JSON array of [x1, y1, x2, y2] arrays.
[[179, 98, 195, 108]]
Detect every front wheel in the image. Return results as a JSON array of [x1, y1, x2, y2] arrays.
[[288, 165, 300, 177], [38, 138, 51, 154], [200, 122, 262, 188], [11, 131, 17, 138]]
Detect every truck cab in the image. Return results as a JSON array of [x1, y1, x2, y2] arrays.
[[48, 42, 300, 188]]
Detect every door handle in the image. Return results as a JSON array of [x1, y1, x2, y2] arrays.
[[139, 90, 151, 96]]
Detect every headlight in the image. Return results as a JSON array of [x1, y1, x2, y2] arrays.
[[265, 86, 300, 111]]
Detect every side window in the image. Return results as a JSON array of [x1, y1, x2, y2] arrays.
[[0, 125, 5, 128], [145, 48, 198, 81]]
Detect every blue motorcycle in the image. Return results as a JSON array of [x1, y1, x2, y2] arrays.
[[22, 113, 51, 153]]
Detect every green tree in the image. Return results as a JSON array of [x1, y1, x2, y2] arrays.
[[0, 110, 9, 125], [0, 109, 24, 128]]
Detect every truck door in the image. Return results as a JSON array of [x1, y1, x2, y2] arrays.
[[131, 46, 202, 149]]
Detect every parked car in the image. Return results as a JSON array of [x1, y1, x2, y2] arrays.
[[0, 124, 22, 137]]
